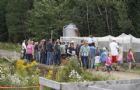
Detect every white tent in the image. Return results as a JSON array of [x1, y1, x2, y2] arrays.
[[60, 33, 140, 61], [60, 33, 140, 52]]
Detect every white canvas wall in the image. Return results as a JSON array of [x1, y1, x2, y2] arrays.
[[60, 33, 140, 52]]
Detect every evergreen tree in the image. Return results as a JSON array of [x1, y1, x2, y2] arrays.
[[127, 0, 140, 36], [0, 0, 8, 41], [6, 0, 33, 42], [0, 0, 140, 42]]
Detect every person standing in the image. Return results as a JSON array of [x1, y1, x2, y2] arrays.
[[109, 39, 119, 70], [54, 41, 61, 65], [21, 40, 26, 59], [79, 40, 90, 69], [127, 48, 136, 70], [67, 43, 76, 57], [109, 39, 119, 64], [34, 42, 39, 61], [46, 39, 54, 65], [26, 40, 34, 62], [39, 39, 46, 64], [100, 47, 108, 66], [87, 35, 96, 46], [77, 40, 84, 67], [89, 42, 96, 69], [117, 46, 123, 70], [105, 53, 112, 73]]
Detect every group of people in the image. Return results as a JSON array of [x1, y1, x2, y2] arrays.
[[21, 39, 78, 65], [21, 37, 136, 72], [78, 38, 136, 72]]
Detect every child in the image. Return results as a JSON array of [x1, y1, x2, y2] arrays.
[[127, 48, 136, 70], [100, 47, 108, 67], [94, 56, 100, 71], [117, 47, 123, 70], [105, 54, 112, 73]]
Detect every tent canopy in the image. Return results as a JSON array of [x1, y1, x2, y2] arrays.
[[60, 33, 140, 52]]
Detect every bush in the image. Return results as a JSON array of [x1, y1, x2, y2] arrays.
[[56, 57, 83, 82], [55, 57, 115, 82]]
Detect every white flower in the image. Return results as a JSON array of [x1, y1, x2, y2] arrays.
[[69, 69, 82, 81]]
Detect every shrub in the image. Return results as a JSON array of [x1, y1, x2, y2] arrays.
[[56, 57, 114, 82], [56, 57, 83, 82]]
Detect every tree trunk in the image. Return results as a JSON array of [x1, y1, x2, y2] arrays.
[[105, 7, 110, 34], [86, 1, 90, 35], [97, 4, 102, 16], [110, 9, 113, 35]]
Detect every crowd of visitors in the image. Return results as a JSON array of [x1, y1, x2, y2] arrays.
[[21, 36, 136, 73]]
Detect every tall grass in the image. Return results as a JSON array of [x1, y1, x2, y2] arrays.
[[0, 42, 21, 52], [56, 57, 115, 82]]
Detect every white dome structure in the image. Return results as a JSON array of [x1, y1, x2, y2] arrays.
[[63, 23, 79, 37]]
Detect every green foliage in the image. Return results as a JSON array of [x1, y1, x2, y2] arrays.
[[0, 58, 15, 86], [0, 42, 21, 52], [1, 0, 140, 42], [28, 0, 73, 40], [5, 0, 32, 42], [127, 0, 140, 36], [0, 0, 8, 41], [56, 57, 82, 82], [0, 58, 39, 87], [56, 57, 114, 82], [115, 0, 134, 33], [82, 71, 115, 81]]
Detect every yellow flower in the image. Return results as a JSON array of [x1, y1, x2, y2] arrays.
[[32, 61, 37, 65], [16, 60, 25, 66], [26, 64, 32, 68], [49, 70, 53, 74], [20, 65, 27, 70], [46, 70, 53, 79]]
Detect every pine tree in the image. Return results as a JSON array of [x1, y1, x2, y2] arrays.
[[0, 0, 8, 41], [6, 0, 33, 42]]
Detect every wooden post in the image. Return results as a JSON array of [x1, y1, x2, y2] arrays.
[[51, 30, 53, 42]]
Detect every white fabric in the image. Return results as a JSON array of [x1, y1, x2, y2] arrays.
[[60, 33, 140, 52], [60, 45, 66, 54], [87, 37, 95, 43], [22, 42, 26, 50], [95, 56, 100, 64], [109, 41, 119, 56], [72, 51, 76, 55]]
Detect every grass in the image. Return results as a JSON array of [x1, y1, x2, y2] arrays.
[[121, 63, 140, 74], [0, 42, 21, 52], [126, 67, 140, 74]]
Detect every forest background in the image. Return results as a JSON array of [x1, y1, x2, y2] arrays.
[[0, 0, 140, 42]]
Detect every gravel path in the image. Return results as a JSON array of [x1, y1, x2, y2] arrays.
[[0, 49, 20, 59], [91, 70, 140, 80], [111, 71, 140, 80]]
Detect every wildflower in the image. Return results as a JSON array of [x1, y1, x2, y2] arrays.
[[69, 69, 82, 81], [46, 70, 53, 79]]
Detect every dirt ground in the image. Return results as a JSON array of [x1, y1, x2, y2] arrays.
[[111, 71, 140, 80], [91, 70, 140, 80]]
